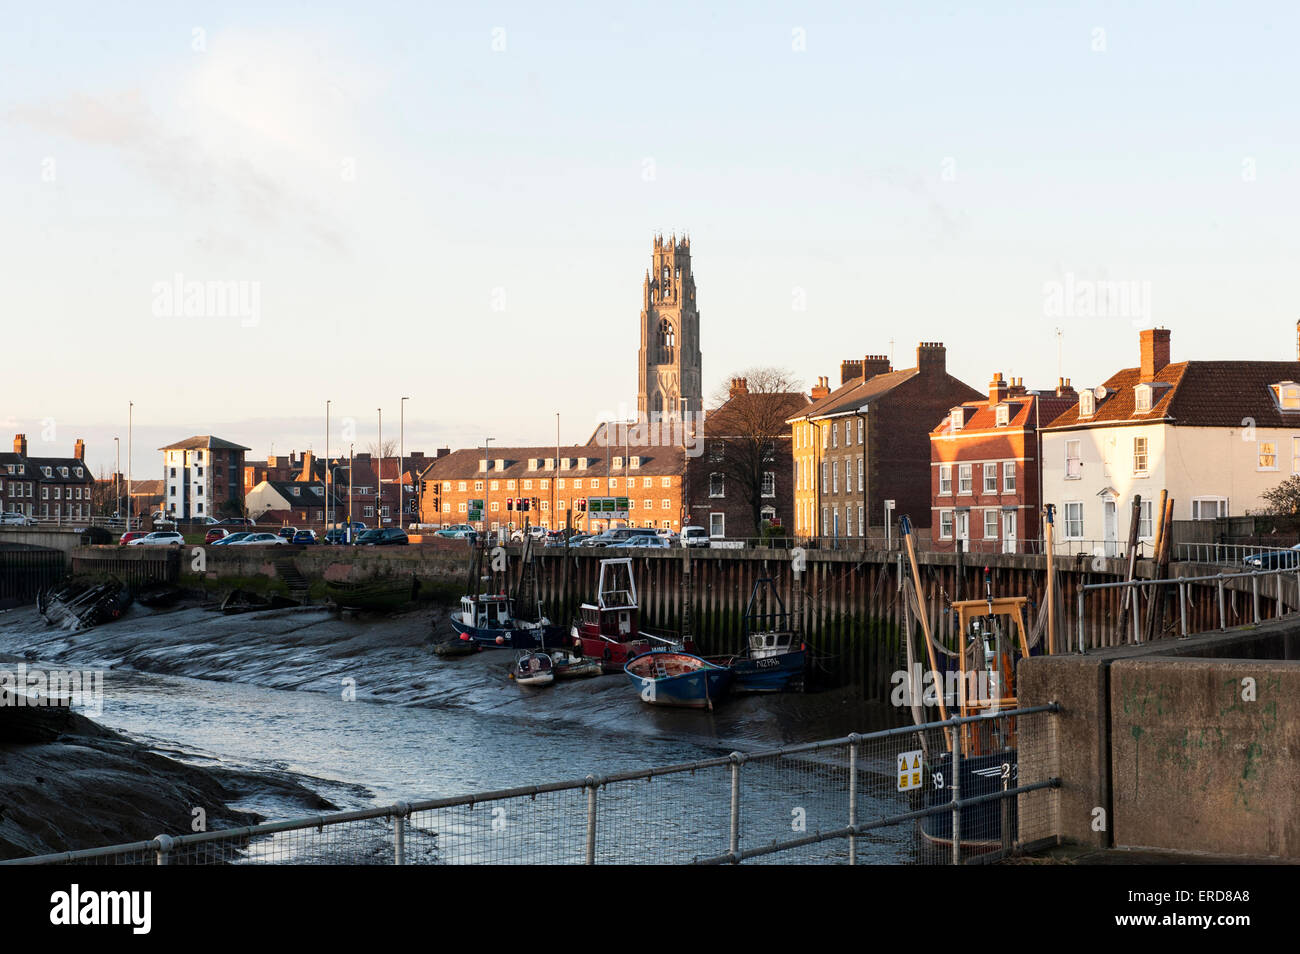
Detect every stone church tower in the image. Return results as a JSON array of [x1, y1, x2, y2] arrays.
[[637, 234, 702, 420]]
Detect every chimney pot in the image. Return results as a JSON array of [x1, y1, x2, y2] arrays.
[[1140, 328, 1171, 380]]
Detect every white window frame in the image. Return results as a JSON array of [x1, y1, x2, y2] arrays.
[[1002, 461, 1016, 493], [940, 510, 954, 539], [957, 464, 972, 495], [1065, 439, 1082, 479], [1191, 497, 1228, 521], [1063, 501, 1084, 540], [983, 464, 997, 494], [983, 509, 998, 540], [938, 464, 952, 495], [1133, 437, 1149, 476], [761, 472, 775, 498], [709, 473, 725, 498], [1258, 441, 1278, 471], [710, 512, 725, 538]]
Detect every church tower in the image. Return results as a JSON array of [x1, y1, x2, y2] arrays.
[[637, 234, 703, 420]]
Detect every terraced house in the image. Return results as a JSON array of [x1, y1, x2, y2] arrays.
[[0, 434, 95, 521], [789, 344, 982, 541], [417, 446, 686, 534], [1040, 327, 1300, 555]]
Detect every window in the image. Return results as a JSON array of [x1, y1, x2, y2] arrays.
[[1138, 500, 1153, 539], [642, 477, 652, 488], [644, 499, 652, 510], [661, 499, 670, 509], [541, 480, 549, 490], [939, 465, 952, 495], [1134, 437, 1149, 475], [490, 501, 499, 512], [1079, 392, 1095, 417], [832, 422, 838, 448], [983, 464, 997, 494], [661, 478, 671, 488], [573, 479, 583, 489], [832, 460, 839, 494], [709, 513, 725, 538], [1192, 497, 1228, 520], [761, 472, 775, 497], [857, 458, 863, 492], [1259, 441, 1278, 470], [474, 481, 483, 491], [558, 479, 566, 489], [608, 478, 618, 489], [523, 480, 532, 490], [857, 504, 864, 535], [955, 511, 969, 541], [458, 502, 467, 512], [857, 418, 864, 444], [507, 480, 516, 490], [995, 404, 1010, 426], [958, 464, 972, 495], [1003, 462, 1016, 493], [709, 473, 725, 497], [940, 510, 954, 539], [846, 506, 853, 536], [1065, 439, 1082, 479], [490, 480, 499, 491], [950, 409, 963, 432], [1064, 502, 1084, 539], [761, 506, 776, 525], [984, 509, 998, 539], [821, 461, 828, 493]]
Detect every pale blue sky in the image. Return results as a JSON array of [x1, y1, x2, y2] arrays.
[[3, 2, 1298, 477]]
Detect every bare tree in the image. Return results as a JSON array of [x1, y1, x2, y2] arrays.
[[367, 439, 398, 459], [705, 367, 806, 537]]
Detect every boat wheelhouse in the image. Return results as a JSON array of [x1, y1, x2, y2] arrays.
[[729, 577, 807, 693], [572, 558, 677, 671], [450, 592, 560, 649]]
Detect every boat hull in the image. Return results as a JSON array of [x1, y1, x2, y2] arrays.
[[919, 749, 1018, 853], [451, 615, 566, 650], [730, 649, 806, 693], [624, 652, 734, 709]]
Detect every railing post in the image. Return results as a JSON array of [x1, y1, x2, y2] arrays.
[[1218, 576, 1226, 630], [1077, 588, 1086, 653], [1276, 570, 1283, 618], [584, 776, 598, 865], [1132, 583, 1140, 645], [392, 801, 408, 865], [154, 834, 173, 866], [1178, 582, 1188, 637], [1253, 571, 1261, 623], [950, 721, 962, 865], [848, 735, 859, 866], [728, 752, 744, 863]]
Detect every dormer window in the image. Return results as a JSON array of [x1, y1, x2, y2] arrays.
[[1135, 385, 1152, 413], [528, 458, 538, 471], [479, 459, 488, 472], [995, 404, 1010, 427], [544, 457, 554, 470], [42, 466, 51, 477], [494, 459, 506, 472], [560, 458, 571, 471], [1271, 381, 1300, 410], [291, 486, 301, 496], [613, 456, 623, 469], [629, 456, 641, 469], [949, 408, 964, 432], [59, 467, 68, 477], [1079, 392, 1095, 417], [74, 467, 83, 478]]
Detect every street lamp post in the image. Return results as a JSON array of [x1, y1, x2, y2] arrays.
[[377, 408, 383, 526], [127, 402, 133, 530], [114, 437, 120, 523], [484, 437, 494, 540], [325, 400, 331, 532], [348, 443, 354, 542], [400, 396, 409, 530]]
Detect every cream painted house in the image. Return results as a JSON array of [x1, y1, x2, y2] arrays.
[[1041, 328, 1300, 555]]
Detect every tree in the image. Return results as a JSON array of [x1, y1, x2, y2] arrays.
[[704, 367, 806, 537], [367, 439, 398, 459], [1254, 476, 1300, 516], [218, 495, 245, 519]]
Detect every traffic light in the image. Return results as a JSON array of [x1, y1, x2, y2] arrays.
[[506, 498, 514, 511], [578, 498, 587, 512], [522, 498, 530, 512]]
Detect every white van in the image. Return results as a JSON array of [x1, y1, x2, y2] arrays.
[[680, 526, 710, 548]]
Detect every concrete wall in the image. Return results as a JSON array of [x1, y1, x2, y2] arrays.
[[0, 528, 87, 554]]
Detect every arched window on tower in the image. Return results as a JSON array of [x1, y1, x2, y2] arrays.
[[658, 318, 675, 362]]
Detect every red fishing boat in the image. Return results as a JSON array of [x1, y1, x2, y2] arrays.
[[571, 558, 692, 672]]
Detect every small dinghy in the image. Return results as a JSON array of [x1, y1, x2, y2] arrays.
[[510, 650, 555, 687], [625, 650, 733, 710], [550, 652, 602, 680]]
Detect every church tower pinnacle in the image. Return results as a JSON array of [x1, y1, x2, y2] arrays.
[[637, 233, 702, 420]]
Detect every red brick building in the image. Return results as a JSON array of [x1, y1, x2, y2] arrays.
[[1, 435, 95, 521], [929, 374, 1078, 552], [789, 344, 983, 540]]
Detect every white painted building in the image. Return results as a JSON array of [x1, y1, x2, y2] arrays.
[[1041, 328, 1300, 555]]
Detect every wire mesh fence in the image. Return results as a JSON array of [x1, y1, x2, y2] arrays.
[[3, 706, 1058, 866]]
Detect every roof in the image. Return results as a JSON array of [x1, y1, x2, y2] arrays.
[[788, 369, 920, 422], [23, 457, 93, 483], [931, 392, 1079, 436], [418, 444, 686, 481], [128, 480, 165, 495], [1042, 360, 1300, 430], [158, 436, 251, 452]]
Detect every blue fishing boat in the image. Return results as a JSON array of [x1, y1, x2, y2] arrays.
[[449, 593, 565, 649], [726, 577, 807, 693], [624, 650, 733, 710]]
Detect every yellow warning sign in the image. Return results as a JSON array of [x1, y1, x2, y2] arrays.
[[897, 749, 923, 792]]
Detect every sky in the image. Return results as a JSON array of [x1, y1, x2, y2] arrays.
[[3, 1, 1299, 479]]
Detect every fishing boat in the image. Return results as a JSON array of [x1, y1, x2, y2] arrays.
[[510, 650, 555, 687], [325, 574, 419, 612], [624, 650, 733, 710], [38, 579, 133, 630], [571, 558, 690, 672], [449, 593, 565, 649], [715, 577, 807, 693], [550, 652, 602, 680]]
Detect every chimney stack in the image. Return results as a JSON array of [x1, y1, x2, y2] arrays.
[[729, 377, 750, 399], [862, 354, 891, 381], [810, 376, 831, 401], [1056, 377, 1076, 397], [74, 438, 85, 460], [1140, 328, 1171, 381], [300, 450, 314, 481], [989, 372, 1009, 405], [13, 434, 27, 456], [916, 341, 947, 375], [839, 359, 863, 386]]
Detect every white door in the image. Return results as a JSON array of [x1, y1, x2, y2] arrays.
[[1103, 499, 1118, 557], [1002, 511, 1017, 554], [956, 511, 969, 545]]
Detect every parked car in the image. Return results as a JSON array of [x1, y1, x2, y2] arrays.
[[680, 526, 710, 548], [211, 531, 252, 546], [509, 526, 548, 542], [119, 530, 149, 545], [0, 511, 35, 526], [1243, 543, 1300, 569], [205, 528, 230, 544], [323, 528, 352, 545], [128, 531, 185, 547], [435, 524, 477, 539], [292, 529, 319, 545], [275, 527, 299, 543], [609, 534, 669, 548], [217, 517, 256, 527], [358, 528, 409, 546], [585, 527, 653, 548], [229, 532, 288, 546]]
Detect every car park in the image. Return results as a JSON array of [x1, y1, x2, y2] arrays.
[[292, 529, 319, 545], [119, 531, 149, 545], [205, 528, 230, 544], [127, 531, 184, 547], [212, 531, 252, 546], [275, 527, 299, 544], [609, 533, 669, 548], [217, 517, 255, 527]]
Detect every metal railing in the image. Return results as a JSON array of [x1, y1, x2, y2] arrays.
[[1077, 563, 1300, 650], [1173, 542, 1298, 566], [2, 706, 1059, 866]]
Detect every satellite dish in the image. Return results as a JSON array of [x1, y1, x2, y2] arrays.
[[1093, 386, 1108, 400]]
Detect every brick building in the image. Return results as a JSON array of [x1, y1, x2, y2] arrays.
[[159, 436, 250, 520], [929, 373, 1078, 552], [417, 446, 686, 534], [1, 435, 95, 521], [788, 344, 983, 540], [685, 377, 809, 539]]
